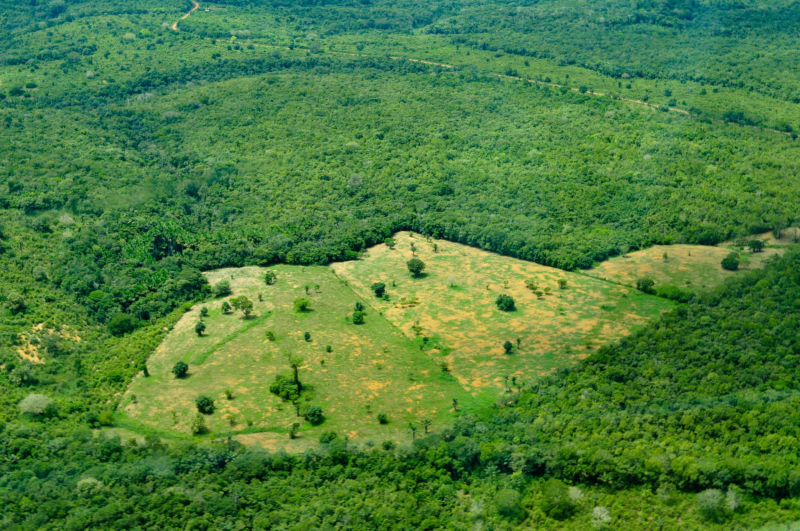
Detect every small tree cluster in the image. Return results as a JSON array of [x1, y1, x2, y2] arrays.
[[496, 294, 516, 312]]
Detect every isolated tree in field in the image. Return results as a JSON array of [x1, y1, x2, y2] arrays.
[[194, 321, 206, 336], [221, 301, 232, 314], [230, 296, 253, 317], [422, 419, 431, 434], [558, 279, 568, 289], [352, 310, 365, 324], [172, 361, 189, 379], [371, 282, 386, 297], [190, 413, 207, 435], [721, 252, 740, 271], [290, 422, 300, 439], [294, 297, 311, 312], [407, 258, 425, 277], [195, 395, 215, 415], [496, 294, 516, 312], [213, 280, 232, 297], [264, 270, 277, 285], [354, 301, 365, 312], [636, 277, 655, 294], [200, 306, 209, 318], [409, 422, 418, 440], [503, 340, 514, 354], [289, 356, 303, 392], [748, 240, 765, 253], [385, 237, 396, 249], [377, 413, 389, 424], [303, 405, 324, 425], [303, 331, 311, 342]]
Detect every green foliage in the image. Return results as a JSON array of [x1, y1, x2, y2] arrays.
[[319, 431, 338, 444], [303, 405, 325, 426], [269, 374, 300, 401], [293, 297, 312, 312], [195, 395, 215, 415], [541, 479, 578, 521], [194, 321, 206, 336], [221, 301, 232, 314], [18, 393, 54, 416], [407, 258, 426, 277], [108, 313, 136, 336], [377, 412, 389, 424], [721, 252, 739, 271], [749, 240, 765, 253], [352, 310, 365, 324], [494, 488, 524, 522], [229, 296, 254, 317], [264, 270, 277, 285], [503, 340, 513, 354], [371, 282, 386, 298], [172, 361, 189, 379], [635, 277, 655, 294], [214, 280, 232, 298], [190, 413, 207, 435], [495, 294, 516, 312]]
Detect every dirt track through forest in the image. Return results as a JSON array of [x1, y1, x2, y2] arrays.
[[171, 0, 199, 31]]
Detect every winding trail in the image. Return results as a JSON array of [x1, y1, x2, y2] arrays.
[[171, 0, 199, 32]]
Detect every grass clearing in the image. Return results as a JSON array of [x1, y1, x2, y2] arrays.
[[331, 232, 672, 398], [123, 233, 676, 449], [586, 228, 798, 291]]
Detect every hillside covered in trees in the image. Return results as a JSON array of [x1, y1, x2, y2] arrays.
[[2, 0, 800, 528]]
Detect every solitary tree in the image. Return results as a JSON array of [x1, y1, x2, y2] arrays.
[[503, 340, 514, 354], [303, 331, 311, 342], [352, 310, 365, 324], [385, 237, 396, 249], [200, 306, 209, 318], [303, 405, 324, 425], [407, 258, 426, 277], [264, 270, 277, 285], [172, 361, 189, 379], [213, 280, 232, 298], [294, 297, 312, 312], [289, 356, 303, 392], [190, 413, 207, 435], [422, 419, 431, 434], [748, 240, 765, 253], [558, 279, 568, 290], [194, 321, 206, 336], [377, 413, 389, 424], [230, 296, 253, 317], [195, 395, 215, 415], [221, 301, 232, 314], [409, 422, 418, 440], [371, 282, 386, 298], [496, 294, 516, 312], [636, 277, 655, 294]]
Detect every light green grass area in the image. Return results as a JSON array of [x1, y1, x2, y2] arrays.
[[586, 228, 799, 291], [122, 234, 674, 449], [332, 232, 673, 398], [121, 265, 472, 450]]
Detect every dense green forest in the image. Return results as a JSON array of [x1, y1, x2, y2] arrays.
[[2, 0, 800, 527]]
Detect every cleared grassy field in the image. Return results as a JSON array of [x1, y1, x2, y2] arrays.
[[331, 232, 672, 399], [122, 234, 675, 448], [586, 228, 798, 291], [121, 265, 471, 450]]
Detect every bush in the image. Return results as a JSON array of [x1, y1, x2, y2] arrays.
[[293, 297, 311, 312], [721, 252, 740, 271], [195, 395, 215, 415], [172, 361, 189, 379], [221, 301, 232, 314], [18, 393, 54, 416], [352, 310, 365, 324], [303, 405, 324, 425], [635, 277, 655, 294], [371, 282, 386, 297], [194, 321, 206, 336], [213, 280, 232, 297], [377, 413, 389, 424], [108, 313, 136, 336], [496, 294, 516, 312], [407, 258, 425, 277], [319, 431, 338, 443], [264, 270, 277, 285], [190, 413, 207, 435], [503, 340, 514, 354]]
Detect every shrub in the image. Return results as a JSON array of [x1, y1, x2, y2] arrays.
[[304, 331, 311, 342], [264, 270, 277, 285], [352, 310, 365, 324], [721, 252, 740, 271], [496, 294, 516, 312], [195, 395, 215, 415], [407, 258, 425, 277], [503, 340, 514, 354], [293, 297, 311, 312], [354, 301, 364, 312], [172, 361, 189, 379], [97, 411, 114, 426], [213, 280, 232, 297], [377, 413, 389, 424], [190, 413, 207, 435], [18, 393, 54, 416], [265, 330, 276, 341], [200, 306, 209, 317], [194, 321, 206, 336], [558, 279, 568, 289], [221, 301, 232, 314], [319, 431, 338, 443], [303, 405, 324, 425]]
